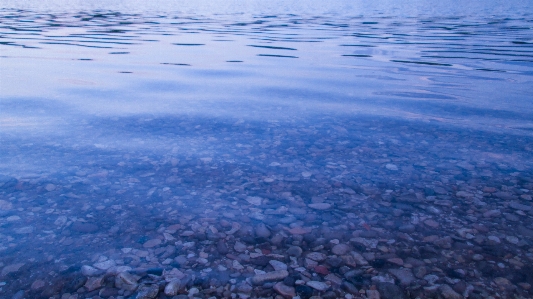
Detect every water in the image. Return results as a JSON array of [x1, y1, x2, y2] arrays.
[[1, 1, 533, 298]]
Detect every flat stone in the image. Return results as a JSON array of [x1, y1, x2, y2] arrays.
[[1, 263, 25, 277], [387, 258, 404, 266], [273, 282, 296, 299], [439, 284, 462, 299], [509, 202, 531, 211], [164, 280, 181, 296], [245, 196, 262, 205], [389, 269, 415, 285], [269, 260, 288, 271], [306, 252, 326, 262], [332, 244, 351, 255], [386, 164, 398, 171], [31, 279, 46, 290], [0, 199, 12, 210], [143, 239, 162, 248], [115, 271, 140, 291], [136, 284, 159, 299], [287, 246, 303, 257], [14, 226, 33, 234], [251, 270, 289, 285], [94, 259, 116, 270], [84, 276, 104, 292], [308, 203, 332, 210], [306, 280, 329, 291], [72, 222, 99, 233], [377, 282, 405, 299], [424, 219, 439, 228], [255, 223, 271, 238]]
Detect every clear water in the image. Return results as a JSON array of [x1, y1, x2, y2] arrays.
[[1, 0, 533, 298]]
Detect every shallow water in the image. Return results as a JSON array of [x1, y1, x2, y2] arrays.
[[1, 1, 533, 298]]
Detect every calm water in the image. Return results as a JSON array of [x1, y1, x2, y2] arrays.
[[1, 1, 533, 298]]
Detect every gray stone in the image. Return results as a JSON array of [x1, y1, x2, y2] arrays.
[[377, 282, 405, 299], [509, 202, 531, 211], [306, 252, 326, 261], [306, 280, 329, 291], [269, 260, 288, 271], [85, 276, 104, 292], [388, 268, 415, 285], [332, 244, 351, 255], [287, 246, 302, 257], [136, 284, 159, 299], [439, 284, 462, 299], [143, 239, 162, 248], [273, 282, 295, 298], [251, 270, 289, 285], [1, 263, 24, 277], [115, 271, 140, 292], [255, 223, 271, 238], [308, 203, 332, 210]]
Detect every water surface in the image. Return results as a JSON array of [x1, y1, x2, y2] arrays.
[[1, 1, 533, 298]]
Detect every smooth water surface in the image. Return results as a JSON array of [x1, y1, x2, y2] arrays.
[[1, 1, 533, 298]]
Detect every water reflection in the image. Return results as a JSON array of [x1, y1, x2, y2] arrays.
[[1, 1, 533, 298]]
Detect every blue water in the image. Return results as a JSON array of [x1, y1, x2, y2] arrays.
[[1, 1, 533, 298]]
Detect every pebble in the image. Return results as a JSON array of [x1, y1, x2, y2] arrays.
[[251, 270, 289, 285], [306, 280, 329, 291], [143, 239, 162, 248], [1, 263, 24, 277], [115, 271, 139, 291], [439, 284, 462, 299], [287, 246, 303, 257], [255, 223, 271, 238], [273, 282, 296, 298], [306, 252, 326, 262], [308, 203, 332, 210], [331, 244, 351, 255], [269, 260, 288, 271], [84, 276, 104, 292], [136, 284, 159, 299]]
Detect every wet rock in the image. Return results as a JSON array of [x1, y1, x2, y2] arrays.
[[342, 281, 359, 295], [1, 263, 25, 277], [245, 196, 262, 205], [84, 276, 104, 292], [273, 282, 296, 298], [143, 239, 162, 248], [71, 222, 99, 233], [31, 279, 46, 290], [377, 282, 405, 299], [332, 243, 351, 255], [251, 270, 289, 285], [306, 280, 329, 291], [308, 203, 332, 210], [398, 224, 415, 233], [287, 246, 303, 257], [509, 202, 531, 211], [439, 284, 462, 299], [306, 252, 326, 262], [388, 268, 415, 285], [115, 271, 140, 291], [269, 260, 288, 271], [81, 265, 101, 276], [93, 259, 116, 270], [255, 223, 271, 238], [136, 284, 159, 299], [217, 240, 229, 254], [366, 289, 381, 299], [11, 290, 25, 299], [295, 285, 313, 299]]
